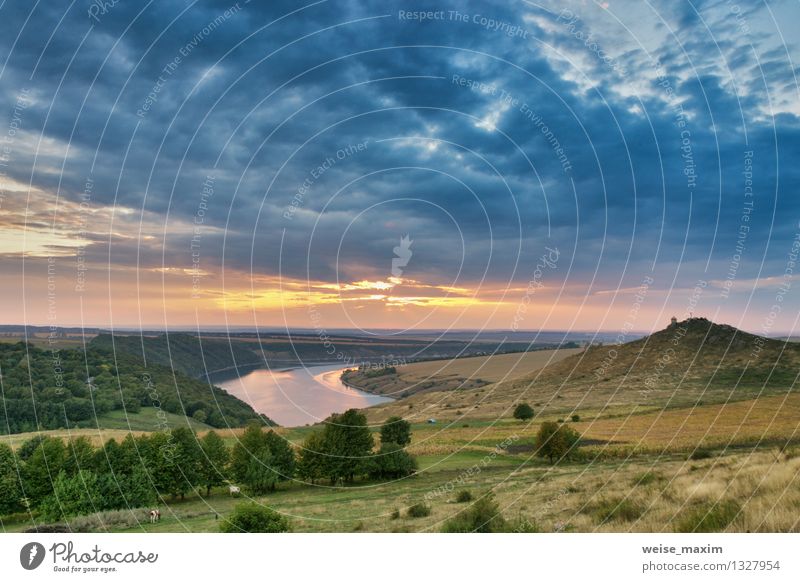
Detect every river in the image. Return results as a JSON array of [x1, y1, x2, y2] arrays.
[[211, 364, 393, 427]]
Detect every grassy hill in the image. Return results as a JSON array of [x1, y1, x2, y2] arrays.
[[364, 318, 799, 424], [342, 348, 582, 398]]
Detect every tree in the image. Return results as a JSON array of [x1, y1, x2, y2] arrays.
[[199, 431, 230, 496], [22, 436, 67, 506], [220, 502, 291, 533], [243, 450, 278, 494], [370, 443, 417, 479], [230, 422, 268, 482], [320, 409, 374, 484], [535, 421, 580, 464], [170, 427, 203, 498], [380, 416, 412, 446], [263, 430, 295, 481], [63, 437, 95, 476], [38, 469, 104, 522], [0, 444, 24, 515], [296, 431, 326, 484], [143, 431, 184, 498], [513, 403, 535, 421]]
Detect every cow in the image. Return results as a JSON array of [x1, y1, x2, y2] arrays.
[[228, 485, 241, 496], [149, 509, 161, 523]]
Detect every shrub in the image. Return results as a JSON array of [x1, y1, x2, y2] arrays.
[[571, 414, 580, 422], [407, 503, 431, 518], [675, 500, 741, 533], [441, 493, 506, 533], [590, 498, 645, 524], [390, 508, 400, 520], [688, 449, 714, 460], [455, 490, 473, 503], [69, 509, 146, 532], [512, 403, 534, 421], [220, 503, 291, 533]]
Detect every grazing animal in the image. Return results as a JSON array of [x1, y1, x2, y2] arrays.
[[229, 485, 241, 496], [149, 509, 161, 523]]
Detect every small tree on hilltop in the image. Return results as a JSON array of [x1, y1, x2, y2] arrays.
[[536, 421, 580, 464], [380, 416, 412, 446], [513, 403, 535, 421]]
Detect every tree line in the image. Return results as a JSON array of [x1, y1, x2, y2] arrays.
[[0, 410, 416, 524]]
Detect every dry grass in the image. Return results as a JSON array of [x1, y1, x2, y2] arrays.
[[397, 349, 583, 385], [576, 393, 800, 451]]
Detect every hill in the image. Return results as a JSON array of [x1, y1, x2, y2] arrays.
[[364, 318, 799, 423], [341, 348, 582, 398], [0, 341, 270, 434]]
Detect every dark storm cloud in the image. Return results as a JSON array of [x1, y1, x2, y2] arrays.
[[0, 0, 798, 308]]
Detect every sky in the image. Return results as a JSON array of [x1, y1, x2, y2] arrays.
[[0, 0, 799, 335]]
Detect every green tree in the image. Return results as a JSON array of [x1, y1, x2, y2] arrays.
[[143, 431, 185, 498], [296, 430, 326, 484], [536, 421, 580, 464], [243, 450, 278, 494], [320, 409, 374, 484], [370, 443, 417, 479], [63, 437, 95, 476], [379, 416, 412, 446], [22, 436, 67, 506], [170, 427, 203, 498], [199, 431, 230, 496], [513, 403, 535, 421], [220, 502, 291, 533], [39, 470, 104, 522], [230, 422, 268, 482], [263, 430, 295, 481], [0, 444, 24, 515]]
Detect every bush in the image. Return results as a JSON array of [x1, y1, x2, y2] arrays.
[[390, 508, 400, 520], [69, 509, 147, 532], [455, 490, 473, 503], [590, 498, 645, 524], [220, 503, 291, 533], [675, 500, 741, 533], [571, 414, 580, 422], [512, 403, 534, 421], [688, 449, 714, 460], [407, 503, 431, 518], [441, 493, 506, 533]]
